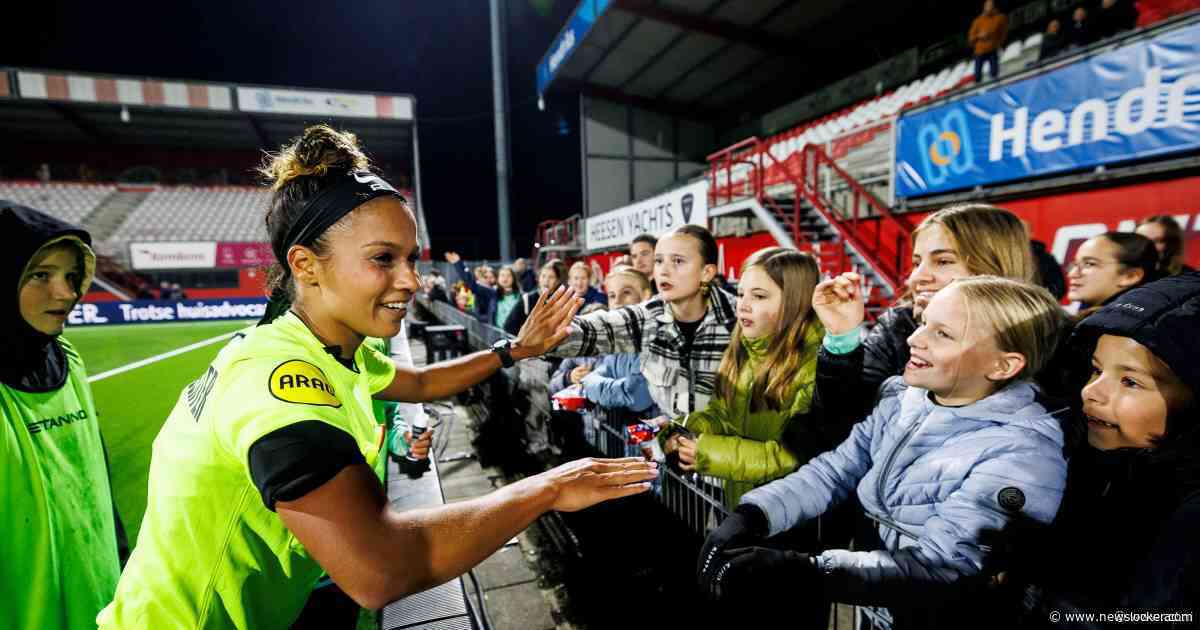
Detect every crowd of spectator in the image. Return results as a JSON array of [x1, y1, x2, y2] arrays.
[[967, 0, 1142, 81], [422, 206, 1196, 626]]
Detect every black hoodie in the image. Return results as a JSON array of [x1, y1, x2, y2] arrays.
[[0, 202, 96, 391], [1021, 272, 1200, 627]]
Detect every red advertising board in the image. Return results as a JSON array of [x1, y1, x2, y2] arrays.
[[216, 242, 272, 268], [905, 177, 1200, 269], [1003, 177, 1200, 268]]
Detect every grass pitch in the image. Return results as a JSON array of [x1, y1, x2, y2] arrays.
[[65, 320, 254, 542]]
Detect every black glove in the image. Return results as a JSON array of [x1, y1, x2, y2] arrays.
[[697, 505, 768, 594], [707, 547, 822, 602]]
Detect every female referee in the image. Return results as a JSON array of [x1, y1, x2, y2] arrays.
[[98, 125, 657, 629]]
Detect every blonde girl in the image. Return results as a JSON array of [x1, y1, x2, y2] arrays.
[[568, 261, 606, 308], [700, 277, 1070, 630], [816, 203, 1037, 422]]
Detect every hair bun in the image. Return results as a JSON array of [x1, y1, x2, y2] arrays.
[[260, 124, 371, 191]]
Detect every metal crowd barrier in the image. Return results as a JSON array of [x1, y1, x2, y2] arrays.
[[582, 406, 730, 538], [417, 296, 512, 348], [584, 407, 891, 630], [411, 295, 891, 630]]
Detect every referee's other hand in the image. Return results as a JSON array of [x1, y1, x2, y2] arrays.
[[543, 457, 659, 512]]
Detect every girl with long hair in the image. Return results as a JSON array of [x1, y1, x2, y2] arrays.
[[659, 247, 831, 508], [1136, 215, 1192, 276], [504, 259, 567, 335], [700, 277, 1071, 629], [493, 265, 523, 328], [1066, 231, 1159, 312], [815, 203, 1037, 421]]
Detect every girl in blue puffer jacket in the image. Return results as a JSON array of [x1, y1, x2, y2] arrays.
[[698, 276, 1071, 628]]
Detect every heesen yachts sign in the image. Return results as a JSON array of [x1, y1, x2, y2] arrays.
[[585, 181, 708, 251], [895, 21, 1200, 197], [129, 242, 216, 270]]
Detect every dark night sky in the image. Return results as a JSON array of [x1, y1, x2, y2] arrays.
[[3, 1, 999, 259], [3, 0, 582, 260]]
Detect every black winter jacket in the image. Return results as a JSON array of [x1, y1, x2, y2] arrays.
[[1019, 272, 1200, 628], [1018, 445, 1200, 628], [814, 305, 917, 425]]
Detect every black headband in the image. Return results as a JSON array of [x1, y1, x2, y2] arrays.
[[273, 169, 405, 265], [259, 169, 404, 326]]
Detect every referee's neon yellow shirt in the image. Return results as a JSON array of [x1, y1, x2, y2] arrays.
[[98, 312, 394, 629]]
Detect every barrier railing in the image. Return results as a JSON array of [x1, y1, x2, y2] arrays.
[[412, 298, 889, 629], [584, 406, 730, 538], [707, 138, 911, 296], [419, 296, 513, 349]]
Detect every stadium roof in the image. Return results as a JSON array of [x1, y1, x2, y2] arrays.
[[535, 0, 859, 117], [0, 68, 417, 161], [533, 0, 1022, 123]]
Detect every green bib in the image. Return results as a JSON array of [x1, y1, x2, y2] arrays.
[[0, 337, 120, 630], [98, 312, 395, 629]]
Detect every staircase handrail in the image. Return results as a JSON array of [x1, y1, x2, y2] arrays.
[[535, 214, 583, 250], [706, 136, 910, 294], [790, 145, 908, 293], [707, 137, 765, 207], [802, 145, 910, 241]]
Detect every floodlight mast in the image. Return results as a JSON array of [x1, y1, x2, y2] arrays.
[[490, 0, 513, 260]]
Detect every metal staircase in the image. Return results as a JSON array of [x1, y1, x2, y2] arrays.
[[708, 139, 914, 311], [533, 214, 585, 268]]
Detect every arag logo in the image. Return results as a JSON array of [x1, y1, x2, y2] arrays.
[[915, 107, 975, 187]]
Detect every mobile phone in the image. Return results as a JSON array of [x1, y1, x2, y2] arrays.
[[669, 420, 696, 441]]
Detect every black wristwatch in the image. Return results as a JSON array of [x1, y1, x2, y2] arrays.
[[491, 338, 516, 368]]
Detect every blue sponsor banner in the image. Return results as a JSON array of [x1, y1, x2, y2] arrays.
[[536, 0, 611, 96], [895, 22, 1200, 198], [68, 298, 268, 326]]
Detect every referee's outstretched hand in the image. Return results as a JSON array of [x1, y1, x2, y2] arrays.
[[514, 285, 583, 358], [542, 457, 659, 512]]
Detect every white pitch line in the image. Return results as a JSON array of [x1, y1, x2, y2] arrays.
[[88, 331, 239, 383]]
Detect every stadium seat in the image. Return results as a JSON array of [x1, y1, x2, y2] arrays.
[[110, 187, 270, 244], [1000, 41, 1022, 63], [0, 182, 115, 225]]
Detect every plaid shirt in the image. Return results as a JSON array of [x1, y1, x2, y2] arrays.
[[551, 288, 736, 417]]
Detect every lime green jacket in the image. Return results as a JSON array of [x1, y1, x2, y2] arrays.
[[666, 323, 822, 508]]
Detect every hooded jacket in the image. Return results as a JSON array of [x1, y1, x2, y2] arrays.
[[741, 377, 1068, 602], [1021, 272, 1200, 626], [1, 202, 96, 390], [580, 352, 658, 414], [0, 201, 121, 629]]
